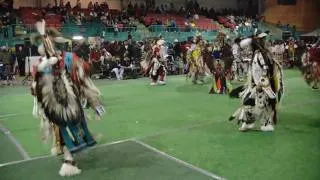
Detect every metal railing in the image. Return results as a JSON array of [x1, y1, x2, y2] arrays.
[[0, 23, 221, 46]]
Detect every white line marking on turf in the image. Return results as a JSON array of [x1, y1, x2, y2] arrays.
[[132, 139, 225, 180], [0, 123, 30, 161], [0, 138, 132, 168], [91, 138, 132, 150], [0, 114, 19, 118]]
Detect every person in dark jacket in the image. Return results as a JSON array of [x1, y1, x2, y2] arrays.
[[16, 46, 26, 76]]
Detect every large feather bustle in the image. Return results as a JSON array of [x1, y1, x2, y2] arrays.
[[31, 28, 63, 46], [46, 28, 61, 37], [229, 85, 245, 98], [80, 78, 102, 110], [54, 37, 71, 44], [38, 73, 82, 126], [74, 63, 103, 113]]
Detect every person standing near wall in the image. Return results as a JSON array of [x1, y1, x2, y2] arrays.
[[2, 12, 10, 38], [16, 46, 26, 76], [9, 12, 16, 37]]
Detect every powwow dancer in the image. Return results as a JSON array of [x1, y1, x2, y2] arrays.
[[285, 39, 298, 68], [229, 31, 284, 132], [301, 39, 320, 89], [186, 36, 205, 84], [232, 38, 245, 81], [31, 20, 105, 176], [208, 35, 233, 94], [141, 39, 167, 85]]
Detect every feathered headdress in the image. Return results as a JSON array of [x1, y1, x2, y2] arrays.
[[31, 28, 69, 45]]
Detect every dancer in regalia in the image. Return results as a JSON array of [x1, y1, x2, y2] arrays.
[[186, 36, 205, 84], [301, 39, 320, 89], [141, 39, 167, 85], [229, 31, 284, 132], [208, 39, 232, 94], [30, 20, 105, 176], [232, 38, 245, 81]]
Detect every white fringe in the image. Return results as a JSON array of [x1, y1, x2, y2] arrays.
[[59, 146, 81, 176], [40, 116, 52, 143], [59, 163, 81, 177], [48, 57, 58, 65], [51, 146, 59, 156], [32, 97, 38, 117], [35, 20, 46, 36]]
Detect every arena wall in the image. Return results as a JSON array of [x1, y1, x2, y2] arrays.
[[263, 0, 320, 31]]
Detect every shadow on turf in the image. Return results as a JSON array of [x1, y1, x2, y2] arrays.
[[78, 141, 156, 171], [175, 84, 208, 93], [279, 112, 320, 133]]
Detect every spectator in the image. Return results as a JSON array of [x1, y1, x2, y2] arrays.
[[120, 40, 133, 61], [94, 2, 99, 12], [110, 57, 124, 80], [75, 13, 82, 25], [59, 0, 64, 7], [65, 1, 71, 10], [9, 12, 16, 37], [292, 25, 296, 37], [75, 0, 81, 9], [155, 7, 161, 14], [0, 18, 2, 35], [276, 20, 281, 27], [173, 39, 181, 59], [16, 46, 25, 76], [113, 22, 119, 37], [88, 1, 93, 10], [0, 47, 12, 78], [2, 12, 10, 38], [128, 31, 132, 41]]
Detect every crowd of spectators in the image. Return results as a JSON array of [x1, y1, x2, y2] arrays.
[[1, 0, 318, 86]]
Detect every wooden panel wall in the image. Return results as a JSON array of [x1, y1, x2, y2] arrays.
[[263, 0, 320, 31]]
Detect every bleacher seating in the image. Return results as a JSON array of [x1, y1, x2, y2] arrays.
[[19, 7, 62, 31], [143, 13, 218, 31]]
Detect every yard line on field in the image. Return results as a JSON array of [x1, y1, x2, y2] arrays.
[[132, 139, 225, 180], [0, 123, 30, 161], [0, 117, 9, 121], [0, 113, 19, 118], [0, 138, 131, 168], [0, 154, 52, 168], [91, 138, 132, 150]]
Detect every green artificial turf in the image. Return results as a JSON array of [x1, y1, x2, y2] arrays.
[[0, 140, 212, 180], [0, 133, 24, 164], [0, 69, 319, 179]]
